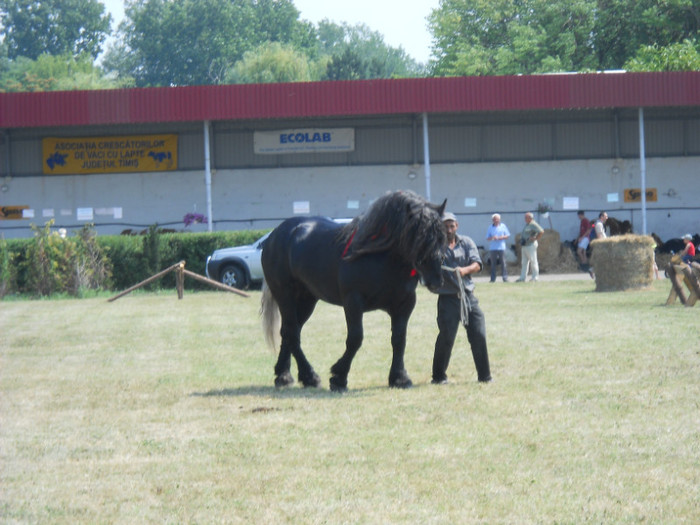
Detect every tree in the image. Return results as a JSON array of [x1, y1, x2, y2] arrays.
[[318, 21, 423, 80], [624, 38, 700, 71], [226, 42, 313, 83], [0, 53, 123, 92], [0, 0, 112, 60], [103, 0, 313, 87], [427, 0, 700, 76]]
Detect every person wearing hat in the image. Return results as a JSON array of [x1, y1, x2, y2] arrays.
[[681, 234, 696, 265], [431, 212, 492, 384]]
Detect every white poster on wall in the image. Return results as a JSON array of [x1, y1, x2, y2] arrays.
[[562, 197, 579, 210], [254, 128, 355, 154]]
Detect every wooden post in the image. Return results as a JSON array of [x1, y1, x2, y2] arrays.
[[681, 264, 700, 306], [666, 264, 688, 305], [176, 262, 185, 300], [665, 263, 700, 307], [108, 261, 185, 302]]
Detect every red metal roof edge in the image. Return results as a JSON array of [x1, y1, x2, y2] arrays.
[[1, 72, 699, 129]]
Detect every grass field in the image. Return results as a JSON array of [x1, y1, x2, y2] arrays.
[[1, 278, 699, 524]]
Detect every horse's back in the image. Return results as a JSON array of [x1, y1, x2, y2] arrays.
[[262, 216, 345, 303]]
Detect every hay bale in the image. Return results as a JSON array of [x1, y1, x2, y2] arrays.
[[515, 229, 562, 273], [589, 234, 655, 291]]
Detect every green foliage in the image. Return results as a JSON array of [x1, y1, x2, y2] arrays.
[[0, 53, 123, 92], [104, 0, 311, 87], [319, 21, 424, 80], [103, 2, 423, 87], [428, 0, 700, 75], [72, 224, 113, 295], [22, 221, 73, 296], [141, 224, 163, 290], [226, 42, 313, 84], [624, 38, 700, 71], [0, 235, 15, 298], [16, 221, 113, 297], [1, 228, 269, 298], [0, 0, 111, 60]]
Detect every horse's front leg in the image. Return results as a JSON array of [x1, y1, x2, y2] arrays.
[[387, 295, 416, 388], [329, 300, 363, 393]]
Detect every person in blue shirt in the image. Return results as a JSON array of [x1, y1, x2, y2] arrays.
[[432, 212, 492, 385], [486, 213, 511, 282]]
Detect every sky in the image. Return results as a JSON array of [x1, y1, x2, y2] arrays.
[[101, 0, 440, 64]]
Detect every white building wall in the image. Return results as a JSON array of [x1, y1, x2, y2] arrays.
[[1, 156, 698, 243]]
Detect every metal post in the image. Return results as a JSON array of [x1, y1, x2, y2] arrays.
[[638, 108, 647, 235], [204, 120, 213, 232], [422, 112, 431, 201]]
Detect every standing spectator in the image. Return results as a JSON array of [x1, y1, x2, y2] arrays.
[[576, 210, 592, 267], [516, 212, 545, 282], [486, 213, 511, 282], [432, 212, 492, 385], [594, 211, 608, 239], [588, 211, 608, 278]]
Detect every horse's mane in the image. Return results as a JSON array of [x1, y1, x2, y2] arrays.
[[339, 190, 446, 263]]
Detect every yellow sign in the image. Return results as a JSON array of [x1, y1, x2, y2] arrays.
[[624, 188, 657, 203], [0, 205, 30, 220], [42, 134, 177, 175]]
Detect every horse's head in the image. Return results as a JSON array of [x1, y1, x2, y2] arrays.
[[412, 198, 447, 292], [415, 248, 445, 292]]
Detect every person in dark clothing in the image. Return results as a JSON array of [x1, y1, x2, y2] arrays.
[[432, 212, 492, 384]]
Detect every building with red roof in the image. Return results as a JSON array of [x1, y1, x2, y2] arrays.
[[1, 72, 699, 240]]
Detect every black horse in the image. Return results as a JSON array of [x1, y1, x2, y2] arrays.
[[260, 190, 446, 392]]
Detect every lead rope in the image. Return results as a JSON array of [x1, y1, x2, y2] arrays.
[[442, 265, 471, 326]]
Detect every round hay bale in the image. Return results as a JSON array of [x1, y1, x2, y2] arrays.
[[515, 229, 561, 273], [589, 234, 655, 291]]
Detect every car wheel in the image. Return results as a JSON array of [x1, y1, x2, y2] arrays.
[[219, 264, 249, 290]]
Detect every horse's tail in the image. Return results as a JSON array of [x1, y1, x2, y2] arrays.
[[260, 280, 280, 352]]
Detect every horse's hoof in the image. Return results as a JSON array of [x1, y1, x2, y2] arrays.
[[329, 376, 348, 393], [274, 371, 295, 388], [389, 375, 413, 389], [300, 372, 321, 388], [389, 370, 413, 388]]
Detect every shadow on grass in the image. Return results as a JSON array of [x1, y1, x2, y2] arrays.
[[190, 384, 375, 399]]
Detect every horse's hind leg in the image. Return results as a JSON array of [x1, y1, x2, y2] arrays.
[[275, 295, 321, 388], [291, 296, 321, 387], [274, 349, 294, 388]]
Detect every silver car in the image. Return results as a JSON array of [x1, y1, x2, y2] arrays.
[[205, 232, 270, 290], [205, 219, 352, 290]]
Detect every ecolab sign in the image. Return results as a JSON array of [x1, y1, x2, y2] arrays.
[[254, 128, 354, 154]]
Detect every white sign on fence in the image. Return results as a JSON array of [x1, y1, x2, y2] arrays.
[[254, 128, 355, 154]]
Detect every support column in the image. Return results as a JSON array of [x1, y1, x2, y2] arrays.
[[204, 120, 213, 233], [422, 112, 431, 201]]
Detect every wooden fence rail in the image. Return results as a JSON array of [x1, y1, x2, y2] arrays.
[[108, 261, 249, 302]]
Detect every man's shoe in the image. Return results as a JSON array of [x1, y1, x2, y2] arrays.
[[431, 378, 449, 385], [516, 278, 525, 282]]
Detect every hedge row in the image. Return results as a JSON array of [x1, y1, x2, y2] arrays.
[[0, 225, 269, 298]]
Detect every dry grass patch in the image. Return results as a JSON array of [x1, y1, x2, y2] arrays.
[[2, 282, 699, 523]]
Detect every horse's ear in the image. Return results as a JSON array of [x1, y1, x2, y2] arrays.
[[436, 199, 447, 217]]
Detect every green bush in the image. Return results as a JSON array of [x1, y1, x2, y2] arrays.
[[1, 224, 269, 298], [0, 235, 16, 298]]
